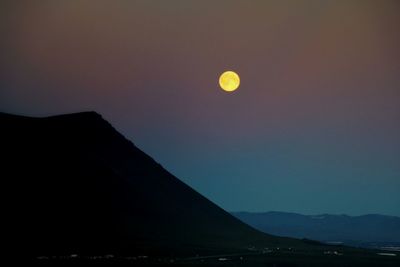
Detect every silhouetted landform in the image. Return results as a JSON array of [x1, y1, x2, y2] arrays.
[[1, 112, 399, 266], [232, 211, 400, 250], [1, 112, 298, 255]]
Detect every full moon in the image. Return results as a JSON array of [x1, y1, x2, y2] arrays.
[[219, 71, 240, 92]]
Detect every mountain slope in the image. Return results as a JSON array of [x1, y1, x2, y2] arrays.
[[231, 211, 400, 248], [1, 112, 301, 257]]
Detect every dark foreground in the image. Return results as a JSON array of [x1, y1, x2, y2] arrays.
[[32, 247, 399, 267]]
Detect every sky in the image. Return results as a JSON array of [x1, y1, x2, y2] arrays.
[[1, 0, 399, 216]]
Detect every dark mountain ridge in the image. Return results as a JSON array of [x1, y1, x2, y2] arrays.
[[1, 112, 301, 258]]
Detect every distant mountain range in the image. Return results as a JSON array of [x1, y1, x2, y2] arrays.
[[231, 211, 400, 249]]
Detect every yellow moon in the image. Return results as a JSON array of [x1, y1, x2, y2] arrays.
[[219, 71, 240, 92]]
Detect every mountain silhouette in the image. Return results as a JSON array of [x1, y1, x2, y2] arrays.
[[232, 211, 400, 249], [1, 112, 302, 258]]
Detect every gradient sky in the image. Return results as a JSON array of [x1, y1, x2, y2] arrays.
[[1, 0, 399, 216]]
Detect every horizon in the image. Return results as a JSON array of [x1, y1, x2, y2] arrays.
[[1, 0, 399, 217], [230, 210, 400, 218]]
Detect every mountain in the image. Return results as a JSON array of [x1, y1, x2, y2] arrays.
[[1, 112, 303, 258], [3, 112, 400, 266], [231, 211, 400, 249]]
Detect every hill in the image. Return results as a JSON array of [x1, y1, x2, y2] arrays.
[[1, 112, 299, 258], [2, 111, 399, 266]]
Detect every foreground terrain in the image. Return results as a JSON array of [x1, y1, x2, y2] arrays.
[[33, 247, 399, 267]]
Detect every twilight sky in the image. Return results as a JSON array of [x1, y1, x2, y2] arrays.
[[1, 0, 399, 216]]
